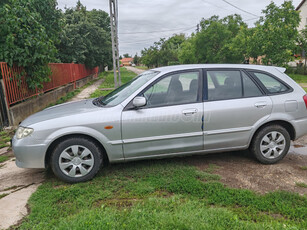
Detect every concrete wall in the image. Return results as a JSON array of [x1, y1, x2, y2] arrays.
[[9, 75, 96, 126]]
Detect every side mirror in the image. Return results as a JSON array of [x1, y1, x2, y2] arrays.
[[133, 96, 147, 108]]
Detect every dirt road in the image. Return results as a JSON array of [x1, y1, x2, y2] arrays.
[[124, 66, 146, 75]]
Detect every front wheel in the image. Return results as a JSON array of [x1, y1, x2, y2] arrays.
[[250, 125, 290, 164], [50, 137, 103, 183]]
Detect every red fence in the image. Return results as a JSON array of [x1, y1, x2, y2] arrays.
[[0, 63, 98, 107]]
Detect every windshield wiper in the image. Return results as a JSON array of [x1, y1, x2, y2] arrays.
[[92, 98, 105, 107]]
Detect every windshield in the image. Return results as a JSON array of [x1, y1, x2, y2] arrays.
[[95, 70, 159, 107]]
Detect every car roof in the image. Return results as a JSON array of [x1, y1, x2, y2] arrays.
[[152, 64, 286, 74]]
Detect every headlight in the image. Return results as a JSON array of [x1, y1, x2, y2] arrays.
[[16, 127, 34, 139]]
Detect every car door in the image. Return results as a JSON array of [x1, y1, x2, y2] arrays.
[[203, 69, 272, 150], [121, 69, 204, 159]]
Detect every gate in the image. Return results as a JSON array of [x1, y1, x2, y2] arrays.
[[0, 80, 9, 129]]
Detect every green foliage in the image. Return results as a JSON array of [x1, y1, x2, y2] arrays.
[[0, 156, 9, 163], [255, 1, 300, 66], [0, 128, 14, 148], [141, 34, 186, 67], [287, 73, 307, 83], [90, 67, 137, 98], [57, 2, 112, 69], [133, 53, 140, 65], [142, 1, 299, 67], [296, 182, 307, 188], [18, 159, 307, 229], [0, 0, 61, 89]]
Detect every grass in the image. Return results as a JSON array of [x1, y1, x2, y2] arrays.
[[300, 166, 307, 170], [288, 73, 307, 83], [0, 129, 14, 149], [18, 159, 307, 229], [0, 155, 9, 163], [0, 193, 8, 200], [90, 67, 137, 98], [296, 182, 307, 188], [46, 75, 103, 108], [135, 66, 149, 70]]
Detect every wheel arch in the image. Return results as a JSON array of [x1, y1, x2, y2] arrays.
[[249, 120, 296, 147], [45, 134, 109, 168]]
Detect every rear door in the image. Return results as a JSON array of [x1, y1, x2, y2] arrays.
[[203, 69, 272, 150]]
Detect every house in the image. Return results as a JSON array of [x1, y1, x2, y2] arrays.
[[297, 0, 307, 31], [120, 58, 133, 66]]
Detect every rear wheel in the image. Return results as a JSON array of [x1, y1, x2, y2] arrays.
[[250, 125, 290, 164], [50, 137, 102, 183]]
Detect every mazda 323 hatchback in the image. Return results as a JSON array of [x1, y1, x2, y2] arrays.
[[12, 64, 307, 183]]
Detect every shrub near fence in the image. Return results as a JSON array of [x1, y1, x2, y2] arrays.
[[0, 63, 98, 107]]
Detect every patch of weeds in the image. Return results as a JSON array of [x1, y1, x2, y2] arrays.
[[90, 68, 137, 98], [296, 182, 307, 188], [0, 128, 14, 149], [0, 193, 8, 199], [300, 166, 307, 170], [18, 160, 307, 229], [0, 156, 9, 163], [46, 76, 101, 108], [3, 185, 19, 191]]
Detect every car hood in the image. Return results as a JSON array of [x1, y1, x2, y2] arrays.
[[21, 99, 100, 126]]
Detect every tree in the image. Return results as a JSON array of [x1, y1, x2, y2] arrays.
[[133, 53, 140, 65], [255, 1, 300, 66], [0, 0, 61, 89], [57, 2, 112, 69], [195, 14, 247, 63], [140, 34, 186, 67], [178, 35, 198, 64], [179, 15, 246, 64], [123, 53, 131, 58]]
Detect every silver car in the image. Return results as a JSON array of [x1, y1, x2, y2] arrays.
[[12, 64, 307, 183]]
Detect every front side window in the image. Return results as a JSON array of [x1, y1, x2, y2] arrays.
[[250, 72, 289, 94], [143, 71, 200, 107], [96, 70, 159, 107]]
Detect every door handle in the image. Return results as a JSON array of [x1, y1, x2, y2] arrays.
[[254, 102, 267, 108], [182, 109, 198, 116]]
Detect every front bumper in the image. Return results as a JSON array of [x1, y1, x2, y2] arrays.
[[12, 136, 47, 168]]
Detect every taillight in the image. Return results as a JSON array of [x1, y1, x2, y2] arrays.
[[303, 95, 307, 109]]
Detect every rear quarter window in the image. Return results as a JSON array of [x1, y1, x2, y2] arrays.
[[249, 71, 289, 94]]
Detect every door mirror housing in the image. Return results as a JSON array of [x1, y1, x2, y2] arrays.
[[133, 96, 147, 108]]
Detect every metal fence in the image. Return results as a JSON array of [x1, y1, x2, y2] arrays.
[[0, 63, 98, 107]]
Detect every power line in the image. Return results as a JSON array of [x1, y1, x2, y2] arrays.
[[119, 26, 196, 35], [120, 26, 196, 45], [220, 0, 259, 17]]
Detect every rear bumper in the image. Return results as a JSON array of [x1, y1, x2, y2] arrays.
[[292, 117, 307, 140], [12, 136, 47, 168]]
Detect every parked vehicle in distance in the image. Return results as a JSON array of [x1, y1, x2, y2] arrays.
[[12, 64, 307, 183]]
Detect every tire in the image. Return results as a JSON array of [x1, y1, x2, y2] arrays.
[[250, 125, 290, 164], [50, 137, 103, 183]]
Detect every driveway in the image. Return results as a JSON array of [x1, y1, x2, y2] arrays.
[[124, 66, 146, 75]]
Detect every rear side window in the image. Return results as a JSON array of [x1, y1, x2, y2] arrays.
[[242, 72, 263, 97], [250, 72, 289, 94], [207, 70, 242, 100], [206, 70, 263, 101]]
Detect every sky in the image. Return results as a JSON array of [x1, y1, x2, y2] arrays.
[[57, 0, 302, 56]]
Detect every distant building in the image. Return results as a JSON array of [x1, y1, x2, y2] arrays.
[[120, 58, 133, 66], [297, 0, 307, 31]]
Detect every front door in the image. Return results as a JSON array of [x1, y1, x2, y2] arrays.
[[121, 70, 203, 159]]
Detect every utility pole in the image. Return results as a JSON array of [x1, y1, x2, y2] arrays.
[[109, 0, 121, 87]]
